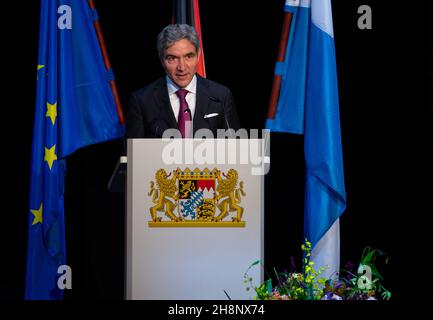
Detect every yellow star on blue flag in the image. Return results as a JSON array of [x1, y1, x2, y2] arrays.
[[44, 144, 57, 170], [46, 102, 57, 125], [30, 203, 43, 225]]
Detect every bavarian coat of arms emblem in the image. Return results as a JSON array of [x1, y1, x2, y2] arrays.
[[147, 168, 245, 227]]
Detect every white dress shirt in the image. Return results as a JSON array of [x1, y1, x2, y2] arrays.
[[166, 75, 197, 122]]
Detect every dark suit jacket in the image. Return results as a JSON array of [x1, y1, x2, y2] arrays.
[[126, 75, 241, 138]]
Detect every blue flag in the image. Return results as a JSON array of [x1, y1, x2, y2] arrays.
[[26, 0, 124, 299], [266, 0, 346, 276]]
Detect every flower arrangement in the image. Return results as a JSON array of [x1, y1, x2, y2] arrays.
[[244, 239, 391, 300]]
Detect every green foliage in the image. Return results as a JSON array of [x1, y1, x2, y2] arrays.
[[244, 239, 328, 300], [339, 247, 392, 300], [244, 241, 391, 300]]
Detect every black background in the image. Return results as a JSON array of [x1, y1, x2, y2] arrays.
[[1, 0, 431, 304]]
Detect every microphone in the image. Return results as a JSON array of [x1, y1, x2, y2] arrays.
[[153, 123, 163, 138], [208, 96, 233, 138], [224, 117, 235, 139]]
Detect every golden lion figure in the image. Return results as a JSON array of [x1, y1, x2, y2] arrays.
[[213, 169, 246, 222], [148, 169, 181, 222]]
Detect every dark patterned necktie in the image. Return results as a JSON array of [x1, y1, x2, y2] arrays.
[[176, 89, 191, 138]]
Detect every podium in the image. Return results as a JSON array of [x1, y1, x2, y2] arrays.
[[118, 138, 266, 300]]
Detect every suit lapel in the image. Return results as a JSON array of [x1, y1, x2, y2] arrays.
[[153, 77, 178, 129], [194, 75, 210, 133]]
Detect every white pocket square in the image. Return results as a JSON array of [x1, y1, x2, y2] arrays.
[[204, 113, 219, 119]]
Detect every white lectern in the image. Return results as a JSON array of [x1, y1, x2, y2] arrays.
[[124, 139, 265, 300]]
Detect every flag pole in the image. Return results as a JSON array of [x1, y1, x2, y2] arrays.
[[266, 11, 293, 119], [87, 0, 125, 125]]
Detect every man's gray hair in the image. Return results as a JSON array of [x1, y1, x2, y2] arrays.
[[157, 24, 200, 62]]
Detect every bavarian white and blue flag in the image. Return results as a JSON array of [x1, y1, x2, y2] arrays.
[[26, 0, 124, 299], [266, 0, 346, 277]]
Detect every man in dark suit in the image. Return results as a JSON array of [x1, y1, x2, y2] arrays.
[[126, 24, 241, 138]]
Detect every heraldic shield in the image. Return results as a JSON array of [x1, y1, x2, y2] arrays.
[[147, 168, 246, 227]]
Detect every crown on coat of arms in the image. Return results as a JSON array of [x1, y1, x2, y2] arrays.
[[147, 168, 246, 227]]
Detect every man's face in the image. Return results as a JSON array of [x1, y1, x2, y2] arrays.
[[162, 38, 199, 88]]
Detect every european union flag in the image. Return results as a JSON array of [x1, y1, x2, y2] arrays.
[[26, 0, 124, 299]]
